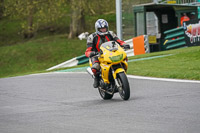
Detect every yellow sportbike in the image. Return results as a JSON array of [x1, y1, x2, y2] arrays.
[[87, 41, 130, 100]]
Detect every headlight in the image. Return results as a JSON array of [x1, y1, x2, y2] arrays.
[[109, 54, 123, 62]]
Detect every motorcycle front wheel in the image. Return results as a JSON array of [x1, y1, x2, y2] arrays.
[[117, 72, 130, 100]]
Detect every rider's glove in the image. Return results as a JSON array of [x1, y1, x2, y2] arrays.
[[89, 51, 98, 57], [123, 44, 130, 50]]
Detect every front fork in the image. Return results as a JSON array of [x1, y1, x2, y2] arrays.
[[111, 67, 124, 89]]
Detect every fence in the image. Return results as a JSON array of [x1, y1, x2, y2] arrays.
[[163, 27, 186, 50], [154, 0, 198, 4]]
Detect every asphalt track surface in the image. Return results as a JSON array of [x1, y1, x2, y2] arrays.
[[0, 72, 200, 133]]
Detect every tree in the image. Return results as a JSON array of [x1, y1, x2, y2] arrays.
[[4, 0, 68, 38], [0, 0, 4, 19], [68, 0, 115, 39], [68, 0, 86, 39], [3, 0, 115, 39]]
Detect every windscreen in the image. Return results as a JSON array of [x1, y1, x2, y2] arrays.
[[101, 41, 118, 51]]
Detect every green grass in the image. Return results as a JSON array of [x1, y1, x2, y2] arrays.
[[127, 46, 200, 80], [0, 18, 24, 46], [0, 34, 87, 78]]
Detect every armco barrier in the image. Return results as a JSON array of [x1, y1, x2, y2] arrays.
[[46, 57, 78, 71], [144, 35, 150, 53], [46, 55, 89, 71], [163, 27, 186, 50], [76, 55, 89, 65]]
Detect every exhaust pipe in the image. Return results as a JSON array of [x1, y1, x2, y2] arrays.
[[86, 67, 95, 79]]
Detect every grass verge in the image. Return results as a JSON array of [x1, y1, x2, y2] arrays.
[[127, 46, 200, 80], [0, 35, 86, 78]]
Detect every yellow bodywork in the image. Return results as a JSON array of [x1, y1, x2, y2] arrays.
[[89, 43, 128, 84]]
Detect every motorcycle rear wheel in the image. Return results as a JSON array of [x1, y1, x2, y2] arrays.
[[117, 72, 130, 100], [98, 87, 113, 100]]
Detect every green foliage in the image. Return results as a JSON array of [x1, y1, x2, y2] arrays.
[[3, 0, 68, 37], [0, 0, 116, 45]]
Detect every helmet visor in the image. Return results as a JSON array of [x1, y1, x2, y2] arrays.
[[98, 27, 108, 33]]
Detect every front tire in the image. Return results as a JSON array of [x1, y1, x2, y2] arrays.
[[117, 72, 130, 100]]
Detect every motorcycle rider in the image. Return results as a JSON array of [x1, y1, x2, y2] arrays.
[[85, 19, 130, 88]]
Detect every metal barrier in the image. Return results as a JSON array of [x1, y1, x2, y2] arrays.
[[163, 27, 186, 50], [154, 0, 198, 4], [76, 55, 89, 65]]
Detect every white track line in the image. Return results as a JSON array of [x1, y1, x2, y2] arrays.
[[127, 75, 200, 84]]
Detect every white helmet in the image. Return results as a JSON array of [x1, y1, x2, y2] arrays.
[[95, 19, 109, 35]]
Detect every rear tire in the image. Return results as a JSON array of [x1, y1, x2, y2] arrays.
[[98, 87, 113, 100], [117, 72, 130, 100]]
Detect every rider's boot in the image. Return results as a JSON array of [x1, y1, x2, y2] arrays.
[[91, 67, 100, 88], [91, 62, 100, 88], [93, 75, 99, 88]]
